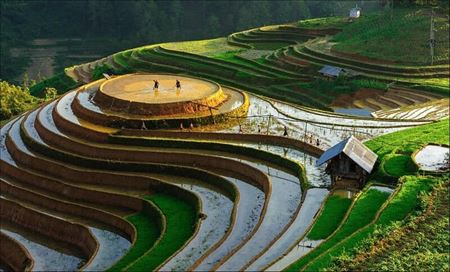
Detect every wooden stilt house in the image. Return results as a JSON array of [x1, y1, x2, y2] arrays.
[[316, 136, 378, 189]]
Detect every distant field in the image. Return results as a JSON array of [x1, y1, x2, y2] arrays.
[[297, 16, 349, 29], [161, 38, 242, 56]]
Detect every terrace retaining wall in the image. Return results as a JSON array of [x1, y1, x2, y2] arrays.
[[0, 232, 33, 272], [0, 198, 97, 261]]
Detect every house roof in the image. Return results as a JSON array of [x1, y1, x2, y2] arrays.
[[318, 65, 344, 77], [316, 136, 378, 173]]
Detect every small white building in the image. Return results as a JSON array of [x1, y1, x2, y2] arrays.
[[349, 7, 361, 19]]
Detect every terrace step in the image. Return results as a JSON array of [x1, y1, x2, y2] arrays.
[[353, 99, 382, 111], [0, 177, 135, 246], [36, 102, 269, 270], [0, 197, 95, 270], [365, 98, 392, 111], [0, 231, 34, 271], [375, 96, 403, 109], [289, 45, 449, 79], [303, 40, 449, 74], [34, 90, 310, 270], [382, 93, 417, 105]]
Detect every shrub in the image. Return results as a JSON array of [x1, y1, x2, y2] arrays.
[[44, 87, 57, 101], [0, 81, 41, 121]]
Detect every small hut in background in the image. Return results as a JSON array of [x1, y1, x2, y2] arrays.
[[349, 6, 361, 19], [316, 136, 377, 189], [318, 65, 358, 80]]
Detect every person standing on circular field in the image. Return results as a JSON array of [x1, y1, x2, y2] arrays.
[[153, 80, 159, 91], [176, 80, 181, 91]]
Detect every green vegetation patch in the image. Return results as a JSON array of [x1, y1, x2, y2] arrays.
[[350, 78, 388, 90], [366, 119, 449, 161], [307, 175, 441, 271], [286, 188, 390, 271], [0, 81, 43, 124], [297, 16, 349, 29], [162, 38, 242, 56], [307, 194, 352, 240], [384, 154, 417, 177], [108, 207, 161, 271], [332, 9, 449, 64], [338, 179, 449, 271], [125, 194, 196, 271], [365, 119, 449, 182], [29, 71, 79, 97]]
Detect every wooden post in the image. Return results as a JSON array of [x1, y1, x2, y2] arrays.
[[303, 121, 308, 143]]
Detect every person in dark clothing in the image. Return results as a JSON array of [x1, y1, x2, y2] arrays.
[[316, 138, 320, 146], [283, 126, 288, 137], [176, 80, 181, 90], [153, 80, 159, 91]]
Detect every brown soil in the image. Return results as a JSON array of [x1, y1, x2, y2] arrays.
[[330, 88, 385, 108]]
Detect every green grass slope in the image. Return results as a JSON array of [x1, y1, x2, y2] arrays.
[[285, 119, 449, 271], [332, 9, 449, 65], [332, 181, 449, 271]]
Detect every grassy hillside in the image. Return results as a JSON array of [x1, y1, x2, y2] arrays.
[[286, 119, 449, 271], [330, 181, 449, 271], [332, 9, 449, 65]]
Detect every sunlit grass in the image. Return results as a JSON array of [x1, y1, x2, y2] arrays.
[[297, 16, 349, 29], [332, 9, 449, 65], [305, 175, 439, 271], [286, 188, 390, 271], [161, 38, 242, 56]]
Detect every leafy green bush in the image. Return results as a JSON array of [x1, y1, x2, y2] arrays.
[[0, 81, 41, 121], [44, 87, 57, 100]]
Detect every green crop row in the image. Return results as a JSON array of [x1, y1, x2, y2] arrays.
[[125, 194, 197, 271], [29, 71, 79, 97], [108, 201, 163, 271], [307, 193, 352, 240], [306, 175, 441, 271], [286, 188, 391, 271]]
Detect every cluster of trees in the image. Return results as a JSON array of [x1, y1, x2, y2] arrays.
[[0, 80, 56, 122], [2, 0, 446, 81], [0, 0, 382, 81]]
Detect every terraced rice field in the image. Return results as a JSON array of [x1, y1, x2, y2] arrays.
[[1, 67, 442, 271], [2, 15, 449, 271]]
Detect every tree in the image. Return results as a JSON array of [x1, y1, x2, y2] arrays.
[[0, 81, 40, 121]]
